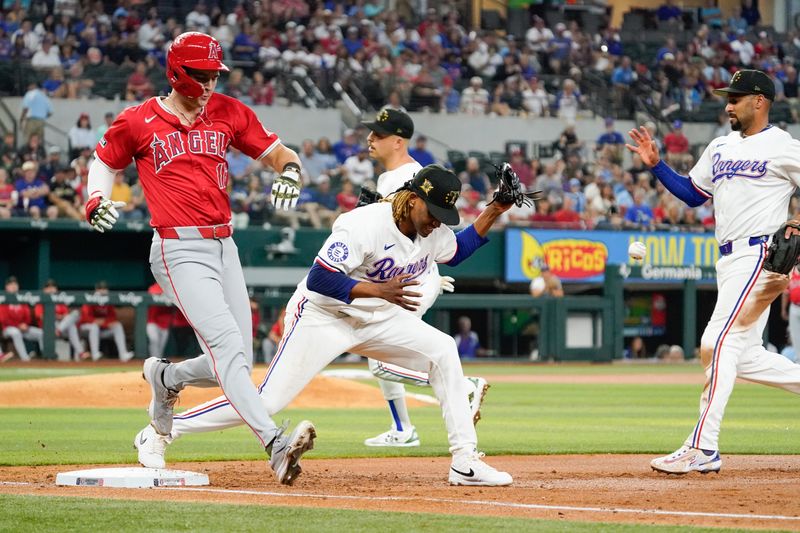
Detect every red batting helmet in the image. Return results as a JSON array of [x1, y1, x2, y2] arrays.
[[166, 32, 229, 98]]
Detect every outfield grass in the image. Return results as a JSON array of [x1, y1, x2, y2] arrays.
[[0, 494, 746, 533], [2, 379, 799, 466]]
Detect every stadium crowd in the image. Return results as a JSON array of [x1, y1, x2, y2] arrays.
[[2, 0, 799, 233]]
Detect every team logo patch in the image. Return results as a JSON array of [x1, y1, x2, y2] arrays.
[[444, 190, 459, 206], [99, 137, 107, 147], [327, 242, 349, 263], [377, 109, 389, 122]]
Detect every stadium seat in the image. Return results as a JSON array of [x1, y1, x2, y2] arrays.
[[446, 150, 467, 174], [489, 151, 506, 168]]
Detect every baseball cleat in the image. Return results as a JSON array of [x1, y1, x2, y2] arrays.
[[134, 424, 171, 469], [142, 357, 180, 436], [364, 426, 420, 447], [449, 450, 513, 486], [466, 376, 490, 425], [650, 445, 722, 474], [0, 352, 14, 363], [269, 420, 316, 485]]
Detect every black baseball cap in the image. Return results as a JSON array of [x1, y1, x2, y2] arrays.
[[712, 69, 775, 101], [409, 164, 461, 225], [362, 108, 414, 139]]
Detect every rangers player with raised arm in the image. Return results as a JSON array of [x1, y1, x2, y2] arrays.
[[627, 70, 800, 474], [86, 32, 315, 485], [135, 164, 516, 486], [360, 108, 488, 447]]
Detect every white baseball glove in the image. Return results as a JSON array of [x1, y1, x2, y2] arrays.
[[271, 164, 302, 210], [439, 275, 455, 295], [85, 197, 126, 233]]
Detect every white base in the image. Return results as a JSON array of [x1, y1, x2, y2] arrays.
[[55, 467, 209, 488]]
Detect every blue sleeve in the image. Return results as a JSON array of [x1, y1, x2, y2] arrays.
[[446, 225, 490, 267], [307, 262, 359, 304], [651, 160, 709, 208]]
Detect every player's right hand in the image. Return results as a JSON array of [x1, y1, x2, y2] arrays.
[[380, 273, 422, 312], [85, 196, 126, 233], [625, 126, 660, 167], [271, 171, 301, 211]]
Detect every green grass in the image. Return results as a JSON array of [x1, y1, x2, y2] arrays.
[[2, 380, 799, 466], [0, 494, 757, 533]]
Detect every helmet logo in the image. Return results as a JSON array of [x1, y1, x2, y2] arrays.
[[208, 42, 221, 61]]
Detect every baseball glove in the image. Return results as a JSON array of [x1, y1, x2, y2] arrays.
[[488, 162, 544, 208], [763, 222, 800, 274], [356, 187, 383, 208]]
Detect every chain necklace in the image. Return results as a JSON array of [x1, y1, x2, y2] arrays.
[[165, 94, 200, 126]]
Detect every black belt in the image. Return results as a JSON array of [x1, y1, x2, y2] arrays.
[[719, 235, 768, 256]]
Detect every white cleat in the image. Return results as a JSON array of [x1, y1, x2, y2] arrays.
[[651, 445, 722, 475], [142, 357, 180, 435], [133, 424, 171, 469], [364, 426, 420, 447], [269, 420, 316, 485], [449, 450, 513, 486], [466, 377, 489, 425]]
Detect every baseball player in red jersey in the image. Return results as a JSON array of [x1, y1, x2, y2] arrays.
[[146, 282, 173, 358], [85, 32, 314, 484], [34, 279, 88, 361], [79, 281, 133, 362], [0, 276, 42, 362]]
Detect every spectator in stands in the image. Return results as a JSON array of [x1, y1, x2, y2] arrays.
[[458, 188, 484, 225], [67, 112, 95, 159], [0, 169, 14, 219], [555, 78, 582, 123], [566, 177, 586, 214], [535, 161, 564, 197], [336, 179, 358, 213], [596, 117, 626, 164], [315, 137, 339, 173], [555, 123, 583, 159], [225, 146, 256, 186], [146, 282, 172, 359], [137, 12, 162, 52], [31, 35, 61, 69], [79, 280, 133, 362], [34, 278, 87, 361], [125, 60, 155, 101], [185, 2, 212, 33], [14, 161, 48, 218], [96, 112, 114, 142], [525, 16, 553, 56], [460, 76, 490, 115], [343, 147, 374, 186], [611, 56, 636, 118], [442, 81, 461, 114], [244, 175, 270, 227], [522, 77, 549, 118], [249, 71, 274, 105], [731, 29, 755, 66], [222, 67, 251, 102], [299, 174, 338, 228], [547, 22, 572, 74], [109, 171, 135, 220], [553, 194, 581, 225], [656, 0, 683, 25], [700, 0, 724, 28], [409, 135, 435, 167], [663, 120, 693, 170], [459, 157, 492, 196], [710, 109, 732, 139], [530, 197, 555, 224], [19, 82, 52, 144], [453, 315, 481, 359], [624, 189, 655, 229], [0, 276, 43, 362], [333, 129, 361, 164], [509, 149, 533, 188], [740, 0, 760, 27], [46, 165, 81, 220], [624, 336, 647, 359]]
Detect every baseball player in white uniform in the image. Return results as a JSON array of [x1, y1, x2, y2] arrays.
[[627, 69, 800, 474], [361, 108, 489, 447], [86, 32, 314, 485], [134, 164, 515, 486]]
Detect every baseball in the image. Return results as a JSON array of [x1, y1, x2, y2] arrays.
[[628, 241, 646, 261], [529, 276, 546, 297]]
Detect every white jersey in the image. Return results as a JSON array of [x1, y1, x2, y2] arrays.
[[690, 126, 800, 244], [377, 161, 422, 197], [299, 203, 456, 320]]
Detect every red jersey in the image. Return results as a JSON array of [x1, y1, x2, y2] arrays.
[[80, 304, 118, 328], [34, 303, 70, 327], [94, 94, 280, 228], [788, 268, 800, 305], [0, 304, 32, 329], [663, 132, 689, 154], [146, 283, 173, 329]]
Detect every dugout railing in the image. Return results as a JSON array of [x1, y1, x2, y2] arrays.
[[1, 291, 615, 362]]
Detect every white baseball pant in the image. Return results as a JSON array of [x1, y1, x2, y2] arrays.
[[687, 237, 800, 451], [146, 323, 169, 358], [2, 326, 43, 360], [172, 292, 478, 455], [56, 310, 84, 359], [80, 322, 127, 361], [150, 231, 282, 448]]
